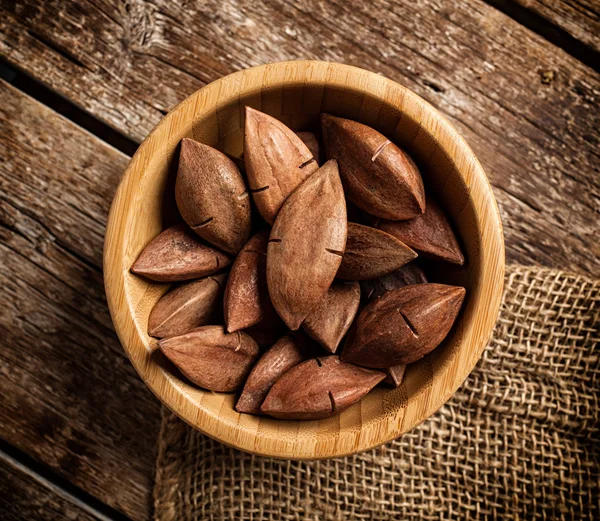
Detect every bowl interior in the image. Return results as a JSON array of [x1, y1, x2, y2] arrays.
[[105, 61, 504, 459]]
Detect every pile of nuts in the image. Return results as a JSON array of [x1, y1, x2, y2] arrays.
[[131, 108, 466, 420]]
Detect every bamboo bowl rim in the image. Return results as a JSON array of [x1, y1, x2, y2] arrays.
[[104, 60, 505, 459]]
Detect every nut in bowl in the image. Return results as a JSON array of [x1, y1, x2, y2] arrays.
[[104, 61, 504, 459]]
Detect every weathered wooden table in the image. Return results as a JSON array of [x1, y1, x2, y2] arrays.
[[1, 1, 598, 519]]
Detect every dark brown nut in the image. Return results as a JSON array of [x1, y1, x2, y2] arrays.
[[361, 262, 428, 301], [321, 114, 425, 220], [131, 224, 231, 282], [337, 223, 417, 280], [342, 283, 466, 368], [176, 138, 251, 254], [223, 230, 274, 332], [235, 335, 305, 415], [267, 160, 347, 330], [383, 364, 406, 387], [159, 326, 259, 392], [296, 131, 320, 163], [379, 196, 464, 265], [148, 273, 227, 339], [244, 107, 319, 224], [261, 356, 385, 420], [303, 281, 361, 353]]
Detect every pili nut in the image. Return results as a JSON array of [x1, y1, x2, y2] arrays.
[[321, 114, 425, 220], [244, 107, 319, 224], [383, 364, 406, 387], [176, 138, 251, 254], [337, 222, 417, 280], [361, 262, 428, 301], [148, 273, 227, 339], [235, 335, 305, 415], [261, 356, 385, 420], [159, 325, 259, 392], [379, 196, 464, 265], [342, 283, 466, 368], [267, 160, 347, 330], [223, 230, 273, 333], [296, 131, 320, 163], [131, 224, 231, 282], [302, 281, 361, 353]]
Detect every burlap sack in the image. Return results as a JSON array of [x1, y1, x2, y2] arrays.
[[154, 265, 599, 520]]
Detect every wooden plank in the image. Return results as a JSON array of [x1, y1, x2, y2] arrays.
[[1, 0, 598, 275], [493, 0, 600, 55], [0, 451, 105, 521], [0, 80, 159, 521]]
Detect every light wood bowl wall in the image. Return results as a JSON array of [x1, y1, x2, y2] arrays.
[[104, 61, 505, 459]]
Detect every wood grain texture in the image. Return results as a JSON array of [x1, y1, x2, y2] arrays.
[[0, 452, 103, 521], [104, 61, 505, 458], [499, 0, 600, 53], [0, 80, 159, 521], [1, 0, 598, 274]]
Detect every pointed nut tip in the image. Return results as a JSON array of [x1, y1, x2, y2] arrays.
[[234, 401, 251, 415], [279, 311, 306, 332], [453, 252, 466, 266], [259, 399, 273, 414], [320, 113, 337, 129], [180, 137, 200, 153], [245, 106, 261, 119]]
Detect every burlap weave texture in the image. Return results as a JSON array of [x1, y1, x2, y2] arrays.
[[154, 265, 599, 520]]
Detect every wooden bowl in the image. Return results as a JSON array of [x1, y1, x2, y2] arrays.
[[104, 61, 504, 459]]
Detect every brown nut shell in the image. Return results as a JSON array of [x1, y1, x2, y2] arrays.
[[223, 230, 274, 333], [321, 114, 425, 220], [176, 138, 251, 254], [244, 107, 318, 224], [337, 223, 416, 280], [235, 335, 305, 415], [267, 160, 347, 330], [342, 283, 466, 368], [131, 224, 231, 282], [159, 326, 259, 392], [261, 356, 385, 420], [302, 281, 361, 353], [379, 197, 464, 265], [148, 273, 226, 338]]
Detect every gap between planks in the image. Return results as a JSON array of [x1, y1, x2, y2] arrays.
[[0, 59, 138, 156], [481, 0, 599, 72], [0, 439, 133, 521]]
